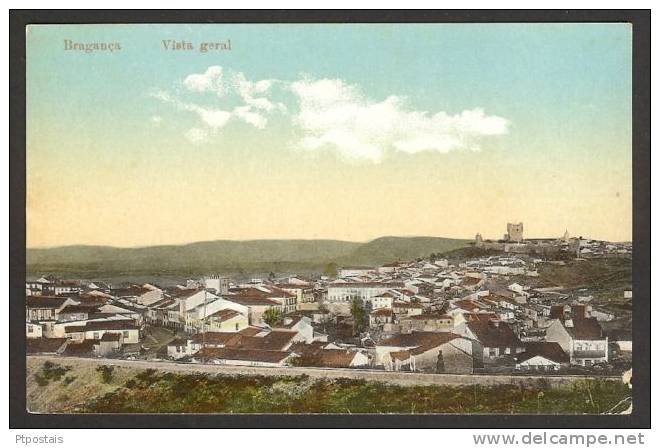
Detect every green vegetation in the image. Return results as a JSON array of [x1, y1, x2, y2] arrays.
[[27, 236, 469, 278], [79, 371, 630, 414], [34, 361, 71, 387], [262, 307, 281, 327], [323, 262, 338, 278], [350, 298, 367, 335], [96, 365, 115, 384], [338, 236, 470, 266]]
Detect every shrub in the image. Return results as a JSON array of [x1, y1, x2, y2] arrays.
[[96, 365, 115, 384], [40, 361, 70, 382], [34, 373, 49, 387]]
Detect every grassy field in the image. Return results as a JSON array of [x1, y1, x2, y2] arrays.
[[535, 257, 632, 305], [27, 360, 630, 414]]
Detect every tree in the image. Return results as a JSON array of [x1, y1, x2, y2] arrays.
[[268, 271, 276, 282], [96, 365, 114, 384], [350, 298, 366, 335], [436, 350, 445, 373], [263, 307, 281, 327], [323, 262, 338, 278]]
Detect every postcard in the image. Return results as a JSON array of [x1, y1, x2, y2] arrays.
[[18, 19, 640, 419]]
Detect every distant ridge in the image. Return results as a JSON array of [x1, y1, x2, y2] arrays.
[[26, 236, 470, 278]]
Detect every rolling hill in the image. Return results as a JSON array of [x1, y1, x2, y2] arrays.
[[26, 236, 470, 279]]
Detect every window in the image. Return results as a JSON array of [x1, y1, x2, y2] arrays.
[[93, 332, 100, 339], [235, 323, 239, 331], [123, 331, 129, 338], [27, 326, 33, 333]]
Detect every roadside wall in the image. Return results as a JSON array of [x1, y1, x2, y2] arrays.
[[27, 355, 620, 389]]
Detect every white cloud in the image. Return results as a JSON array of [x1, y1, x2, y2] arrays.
[[233, 105, 267, 129], [150, 115, 163, 126], [155, 67, 285, 135], [183, 65, 225, 94], [290, 78, 510, 162], [154, 67, 510, 160], [150, 89, 232, 138], [196, 108, 231, 129]]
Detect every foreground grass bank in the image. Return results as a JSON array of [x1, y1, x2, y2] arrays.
[[27, 359, 630, 414]]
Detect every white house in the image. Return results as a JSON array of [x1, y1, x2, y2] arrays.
[[62, 319, 140, 345], [192, 348, 297, 367], [326, 282, 403, 314], [112, 285, 163, 306], [515, 342, 569, 371], [184, 295, 246, 333], [375, 332, 481, 373], [276, 316, 315, 343], [545, 318, 608, 366], [26, 322, 43, 338]]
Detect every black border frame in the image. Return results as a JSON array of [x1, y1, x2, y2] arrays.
[[9, 9, 650, 429]]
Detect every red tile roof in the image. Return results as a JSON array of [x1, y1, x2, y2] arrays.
[[315, 349, 360, 368], [66, 320, 139, 333], [517, 342, 569, 364], [190, 332, 241, 346], [466, 320, 522, 348], [561, 317, 604, 340], [26, 296, 70, 309], [194, 347, 292, 363], [206, 309, 241, 321], [461, 277, 482, 286], [60, 304, 100, 314]]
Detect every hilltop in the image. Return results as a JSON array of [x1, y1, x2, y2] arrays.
[[26, 236, 470, 279]]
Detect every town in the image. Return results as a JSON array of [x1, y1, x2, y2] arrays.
[[25, 224, 632, 377]]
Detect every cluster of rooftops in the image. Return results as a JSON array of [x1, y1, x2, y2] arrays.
[[25, 248, 631, 373]]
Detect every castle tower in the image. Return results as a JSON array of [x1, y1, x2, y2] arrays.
[[506, 222, 524, 242], [475, 233, 483, 247]]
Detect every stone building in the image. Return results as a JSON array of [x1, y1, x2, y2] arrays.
[[505, 222, 524, 242]]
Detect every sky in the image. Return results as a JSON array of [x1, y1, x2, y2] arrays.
[[26, 24, 632, 247]]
